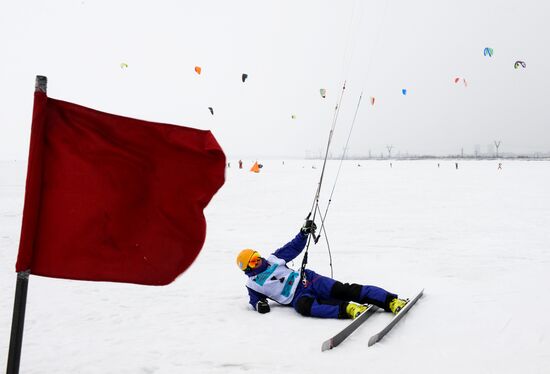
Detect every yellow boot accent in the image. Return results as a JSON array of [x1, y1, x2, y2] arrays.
[[389, 298, 408, 314], [346, 303, 368, 319]]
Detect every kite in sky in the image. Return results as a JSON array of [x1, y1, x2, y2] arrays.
[[454, 77, 467, 87], [195, 66, 202, 75], [514, 60, 526, 69], [483, 47, 494, 57]]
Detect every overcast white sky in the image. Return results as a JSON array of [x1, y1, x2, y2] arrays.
[[1, 0, 549, 159]]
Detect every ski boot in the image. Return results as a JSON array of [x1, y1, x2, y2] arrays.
[[346, 303, 368, 319], [389, 298, 408, 314]]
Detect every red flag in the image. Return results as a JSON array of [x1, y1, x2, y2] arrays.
[[16, 91, 225, 285]]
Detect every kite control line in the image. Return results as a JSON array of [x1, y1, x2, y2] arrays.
[[300, 81, 346, 283], [308, 92, 363, 278], [316, 92, 363, 245]]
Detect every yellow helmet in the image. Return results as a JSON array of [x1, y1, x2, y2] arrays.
[[236, 249, 262, 271]]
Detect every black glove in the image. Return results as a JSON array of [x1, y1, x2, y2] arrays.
[[256, 300, 270, 314], [301, 219, 317, 235]]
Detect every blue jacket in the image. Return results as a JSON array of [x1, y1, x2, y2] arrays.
[[245, 232, 307, 309]]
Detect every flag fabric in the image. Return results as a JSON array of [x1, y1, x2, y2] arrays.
[[16, 91, 225, 285]]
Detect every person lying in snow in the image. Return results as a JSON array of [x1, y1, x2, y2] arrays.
[[236, 220, 408, 319]]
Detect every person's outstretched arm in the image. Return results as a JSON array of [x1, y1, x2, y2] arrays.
[[271, 232, 307, 263], [271, 220, 317, 263]]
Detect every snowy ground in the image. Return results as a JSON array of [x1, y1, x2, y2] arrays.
[[1, 159, 549, 374]]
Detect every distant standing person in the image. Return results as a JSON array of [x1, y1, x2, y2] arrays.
[[455, 162, 458, 170], [239, 160, 243, 169], [498, 163, 502, 170]]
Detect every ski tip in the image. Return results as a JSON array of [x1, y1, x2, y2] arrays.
[[367, 335, 378, 347], [321, 340, 333, 352]]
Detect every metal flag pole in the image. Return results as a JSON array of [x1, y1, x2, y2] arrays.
[[6, 271, 30, 374], [6, 75, 47, 374]]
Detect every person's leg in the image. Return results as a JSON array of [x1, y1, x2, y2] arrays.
[[302, 269, 336, 299], [294, 270, 399, 316], [293, 295, 348, 319], [303, 269, 397, 311], [330, 280, 397, 311], [292, 273, 347, 319]]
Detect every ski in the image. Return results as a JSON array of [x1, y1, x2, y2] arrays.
[[321, 304, 379, 351], [367, 288, 424, 347]]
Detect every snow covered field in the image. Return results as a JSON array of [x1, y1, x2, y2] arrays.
[[1, 159, 549, 374]]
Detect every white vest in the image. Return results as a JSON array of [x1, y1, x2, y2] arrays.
[[246, 255, 300, 305]]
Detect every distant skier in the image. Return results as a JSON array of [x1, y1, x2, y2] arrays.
[[455, 162, 459, 170], [498, 163, 502, 170], [236, 220, 407, 319], [238, 160, 243, 169]]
